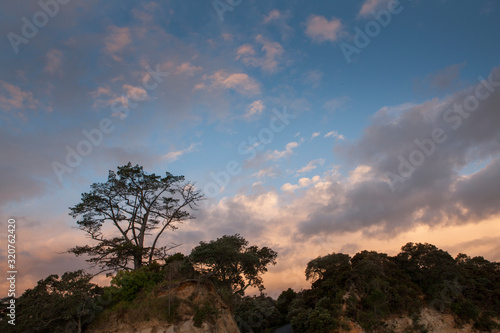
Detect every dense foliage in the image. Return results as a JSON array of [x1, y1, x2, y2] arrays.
[[8, 235, 278, 332], [279, 242, 500, 332], [232, 242, 500, 333], [1, 270, 103, 333], [6, 238, 499, 332], [234, 295, 283, 332], [189, 234, 278, 296]]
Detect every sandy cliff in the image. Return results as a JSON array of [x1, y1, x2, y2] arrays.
[[339, 307, 500, 333], [86, 281, 240, 333]]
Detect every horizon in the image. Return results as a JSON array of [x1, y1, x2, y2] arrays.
[[1, 0, 500, 299]]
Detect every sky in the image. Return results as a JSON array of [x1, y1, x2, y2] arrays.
[[1, 0, 500, 298]]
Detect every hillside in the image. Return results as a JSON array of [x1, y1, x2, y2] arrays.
[[87, 281, 240, 333], [235, 243, 500, 332], [3, 241, 499, 333]]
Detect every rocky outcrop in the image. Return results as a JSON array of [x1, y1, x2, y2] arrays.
[[338, 307, 500, 333], [385, 307, 475, 333], [86, 281, 240, 333]]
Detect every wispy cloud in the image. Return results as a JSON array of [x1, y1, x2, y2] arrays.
[[175, 62, 202, 76], [297, 158, 325, 173], [324, 96, 349, 113], [303, 70, 323, 88], [162, 142, 201, 162], [236, 35, 285, 73], [104, 26, 131, 62], [324, 131, 345, 140], [263, 9, 285, 24], [122, 84, 148, 101], [197, 71, 260, 95], [415, 63, 466, 93], [43, 49, 63, 75], [267, 142, 299, 160], [252, 166, 279, 179], [0, 81, 39, 113], [245, 100, 265, 119], [358, 0, 392, 18], [311, 132, 320, 139], [262, 9, 293, 39]]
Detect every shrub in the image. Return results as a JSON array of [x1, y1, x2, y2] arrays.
[[193, 300, 220, 327], [110, 263, 164, 301]]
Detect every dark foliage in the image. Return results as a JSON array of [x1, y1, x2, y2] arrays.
[[273, 243, 500, 333], [189, 234, 278, 296], [4, 270, 102, 333]]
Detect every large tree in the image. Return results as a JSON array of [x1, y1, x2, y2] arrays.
[[68, 163, 203, 273], [189, 234, 277, 295]]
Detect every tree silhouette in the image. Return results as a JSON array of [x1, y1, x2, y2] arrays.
[[189, 234, 277, 295], [14, 270, 102, 333], [68, 163, 203, 273]]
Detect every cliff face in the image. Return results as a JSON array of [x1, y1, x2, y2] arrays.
[[339, 307, 500, 333], [87, 281, 240, 333]]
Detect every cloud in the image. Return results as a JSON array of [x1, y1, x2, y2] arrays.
[[0, 222, 93, 296], [90, 86, 112, 99], [222, 33, 233, 41], [107, 84, 149, 118], [299, 66, 500, 237], [162, 142, 201, 162], [44, 49, 63, 75], [104, 26, 132, 61], [245, 100, 265, 119], [263, 9, 283, 24], [303, 70, 323, 88], [262, 9, 293, 39], [252, 166, 279, 179], [311, 132, 320, 139], [175, 62, 202, 76], [297, 158, 325, 173], [453, 158, 500, 219], [195, 191, 285, 241], [324, 96, 349, 113], [305, 15, 343, 43], [123, 84, 148, 102], [267, 142, 299, 160], [236, 35, 285, 73], [416, 63, 466, 93], [281, 175, 321, 192], [324, 131, 345, 140], [198, 71, 260, 95], [358, 0, 392, 17], [0, 81, 39, 112]]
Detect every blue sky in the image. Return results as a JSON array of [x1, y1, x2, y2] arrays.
[[1, 0, 500, 296]]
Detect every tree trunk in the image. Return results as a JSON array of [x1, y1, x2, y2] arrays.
[[134, 253, 142, 270]]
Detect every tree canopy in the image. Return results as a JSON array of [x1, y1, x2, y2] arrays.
[[13, 270, 102, 333], [277, 242, 500, 332], [189, 234, 278, 295], [68, 163, 203, 273]]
